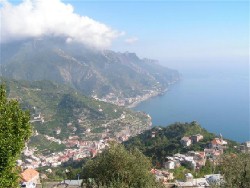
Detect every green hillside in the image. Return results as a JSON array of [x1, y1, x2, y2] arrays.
[[2, 78, 151, 153], [124, 121, 238, 165]]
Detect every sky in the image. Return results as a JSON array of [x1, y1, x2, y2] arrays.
[[1, 0, 249, 69]]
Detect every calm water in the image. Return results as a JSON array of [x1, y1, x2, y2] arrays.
[[134, 64, 249, 143]]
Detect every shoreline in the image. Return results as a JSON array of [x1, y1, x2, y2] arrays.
[[126, 89, 166, 109], [126, 79, 180, 109]]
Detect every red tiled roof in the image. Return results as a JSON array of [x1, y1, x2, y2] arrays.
[[21, 169, 39, 182], [211, 138, 222, 145]]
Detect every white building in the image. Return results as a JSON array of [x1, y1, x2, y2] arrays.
[[181, 137, 192, 147], [164, 161, 175, 170], [240, 141, 250, 153]]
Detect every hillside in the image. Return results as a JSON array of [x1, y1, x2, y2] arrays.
[[124, 121, 238, 164], [3, 78, 151, 154], [1, 37, 179, 106], [38, 122, 240, 182]]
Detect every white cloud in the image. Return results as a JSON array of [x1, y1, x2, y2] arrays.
[[124, 37, 138, 44], [0, 0, 122, 48]]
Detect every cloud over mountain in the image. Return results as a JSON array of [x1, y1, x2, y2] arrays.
[[0, 0, 121, 48]]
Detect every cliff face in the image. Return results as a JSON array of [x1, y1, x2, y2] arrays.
[[1, 37, 179, 102]]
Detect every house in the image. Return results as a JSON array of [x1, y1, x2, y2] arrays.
[[191, 134, 203, 143], [20, 168, 39, 188], [151, 169, 174, 183], [164, 160, 175, 170], [183, 157, 196, 169], [181, 137, 192, 147], [175, 173, 210, 187], [240, 141, 250, 153], [210, 138, 227, 150], [59, 179, 83, 187], [205, 174, 224, 186], [195, 152, 206, 168], [176, 178, 210, 187], [55, 128, 61, 135], [151, 131, 156, 138]]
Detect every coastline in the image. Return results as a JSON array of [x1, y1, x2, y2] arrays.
[[126, 89, 166, 109], [126, 79, 180, 109]]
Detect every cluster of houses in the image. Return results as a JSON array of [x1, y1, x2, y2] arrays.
[[93, 89, 161, 107], [164, 135, 228, 172], [19, 137, 114, 187], [20, 138, 111, 169], [22, 109, 146, 170], [180, 134, 204, 147], [164, 151, 206, 171], [21, 125, 137, 169], [175, 173, 223, 187], [149, 135, 230, 187]]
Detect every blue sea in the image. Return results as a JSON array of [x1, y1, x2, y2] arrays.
[[134, 62, 249, 143]]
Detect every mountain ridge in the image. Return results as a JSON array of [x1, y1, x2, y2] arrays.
[[1, 37, 179, 106]]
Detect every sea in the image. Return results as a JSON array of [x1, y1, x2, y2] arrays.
[[134, 62, 249, 143]]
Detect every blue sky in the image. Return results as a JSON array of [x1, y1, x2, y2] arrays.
[[65, 1, 249, 67], [4, 0, 249, 69]]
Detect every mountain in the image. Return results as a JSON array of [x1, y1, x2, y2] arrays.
[[3, 78, 151, 154], [1, 37, 179, 105]]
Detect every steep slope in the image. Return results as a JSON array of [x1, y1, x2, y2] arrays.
[[3, 78, 151, 145], [1, 37, 179, 105]]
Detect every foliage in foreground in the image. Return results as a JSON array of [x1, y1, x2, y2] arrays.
[[0, 85, 32, 187], [219, 153, 250, 188], [81, 142, 164, 188]]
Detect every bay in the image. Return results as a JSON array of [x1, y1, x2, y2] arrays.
[[133, 64, 249, 143]]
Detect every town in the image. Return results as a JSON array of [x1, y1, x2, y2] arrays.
[[19, 124, 250, 188]]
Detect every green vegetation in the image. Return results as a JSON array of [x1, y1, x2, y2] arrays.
[[29, 135, 66, 155], [81, 142, 164, 188], [3, 78, 150, 154], [171, 166, 190, 180], [124, 121, 215, 165], [38, 165, 84, 182], [169, 160, 215, 180], [36, 122, 247, 187], [0, 85, 32, 187], [219, 153, 250, 188], [125, 121, 238, 167]]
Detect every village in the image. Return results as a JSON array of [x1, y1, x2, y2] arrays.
[[19, 125, 250, 188], [20, 136, 114, 169], [93, 88, 163, 107], [150, 134, 250, 187]]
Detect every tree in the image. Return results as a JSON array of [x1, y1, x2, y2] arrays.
[[219, 153, 250, 188], [0, 85, 32, 187], [198, 160, 213, 177], [81, 142, 164, 188]]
